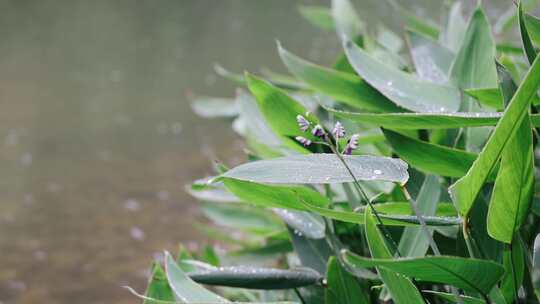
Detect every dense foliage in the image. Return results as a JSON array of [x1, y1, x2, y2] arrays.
[[134, 1, 540, 303]]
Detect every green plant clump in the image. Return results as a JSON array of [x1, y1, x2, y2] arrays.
[[133, 1, 540, 303]]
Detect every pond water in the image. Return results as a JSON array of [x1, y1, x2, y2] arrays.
[[0, 0, 510, 303]]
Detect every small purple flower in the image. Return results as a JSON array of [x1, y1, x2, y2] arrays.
[[296, 115, 310, 132], [332, 121, 345, 139], [295, 136, 312, 147], [344, 134, 360, 155], [311, 124, 326, 138]]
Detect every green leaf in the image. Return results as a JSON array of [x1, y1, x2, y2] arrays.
[[222, 178, 329, 211], [200, 202, 283, 233], [288, 226, 332, 274], [215, 64, 307, 91], [278, 43, 399, 112], [325, 257, 370, 304], [422, 291, 484, 304], [344, 38, 460, 113], [299, 198, 460, 227], [273, 209, 325, 239], [449, 7, 498, 90], [386, 0, 440, 40], [398, 175, 441, 257], [190, 97, 239, 118], [188, 266, 322, 289], [487, 116, 534, 243], [520, 4, 539, 64], [524, 13, 540, 49], [298, 5, 334, 31], [407, 30, 453, 84], [449, 53, 540, 217], [143, 263, 175, 304], [466, 88, 540, 110], [500, 241, 525, 303], [383, 129, 477, 178], [359, 208, 425, 303], [245, 73, 315, 153], [441, 2, 467, 52], [329, 107, 509, 129], [342, 252, 505, 294], [222, 154, 409, 185], [164, 252, 229, 303]]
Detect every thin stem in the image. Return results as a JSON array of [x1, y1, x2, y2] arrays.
[[401, 186, 441, 256], [324, 135, 402, 256]]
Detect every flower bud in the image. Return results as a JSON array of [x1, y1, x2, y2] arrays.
[[295, 136, 312, 147], [296, 115, 310, 132], [344, 134, 360, 155], [332, 121, 345, 139], [311, 124, 325, 138]]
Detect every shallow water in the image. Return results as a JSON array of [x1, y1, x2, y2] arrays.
[[0, 0, 511, 303]]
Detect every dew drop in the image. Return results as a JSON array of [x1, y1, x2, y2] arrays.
[[373, 169, 382, 175]]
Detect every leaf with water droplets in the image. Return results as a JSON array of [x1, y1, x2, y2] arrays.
[[188, 266, 322, 289], [407, 30, 453, 84], [273, 209, 325, 239], [327, 107, 524, 129], [164, 252, 229, 303], [278, 43, 399, 112], [222, 154, 409, 185], [344, 37, 460, 113]]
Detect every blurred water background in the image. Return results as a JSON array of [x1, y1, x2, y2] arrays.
[[0, 0, 512, 303]]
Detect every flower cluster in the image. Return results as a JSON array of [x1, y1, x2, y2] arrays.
[[294, 114, 359, 155]]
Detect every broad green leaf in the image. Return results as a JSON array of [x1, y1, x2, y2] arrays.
[[278, 43, 399, 112], [449, 7, 497, 90], [360, 208, 425, 303], [222, 154, 409, 185], [449, 53, 540, 217], [298, 5, 334, 31], [331, 0, 363, 39], [383, 129, 477, 178], [325, 257, 370, 304], [466, 88, 540, 109], [407, 30, 453, 84], [520, 3, 538, 64], [525, 13, 540, 48], [441, 2, 467, 52], [344, 38, 460, 113], [143, 263, 175, 304], [215, 64, 307, 91], [187, 180, 242, 203], [200, 202, 283, 233], [361, 202, 457, 217], [500, 241, 525, 303], [534, 234, 540, 300], [245, 73, 316, 153], [299, 198, 460, 227], [164, 252, 229, 303], [342, 252, 505, 294], [422, 291, 484, 304], [288, 226, 332, 274], [191, 97, 238, 118], [273, 209, 325, 239], [222, 178, 329, 211], [449, 6, 498, 152], [329, 107, 508, 129], [398, 175, 441, 257], [487, 116, 534, 244], [188, 266, 322, 289]]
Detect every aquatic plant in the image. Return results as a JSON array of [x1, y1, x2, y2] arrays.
[[134, 0, 540, 303]]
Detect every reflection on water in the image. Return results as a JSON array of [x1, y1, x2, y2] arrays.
[[0, 0, 511, 303]]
